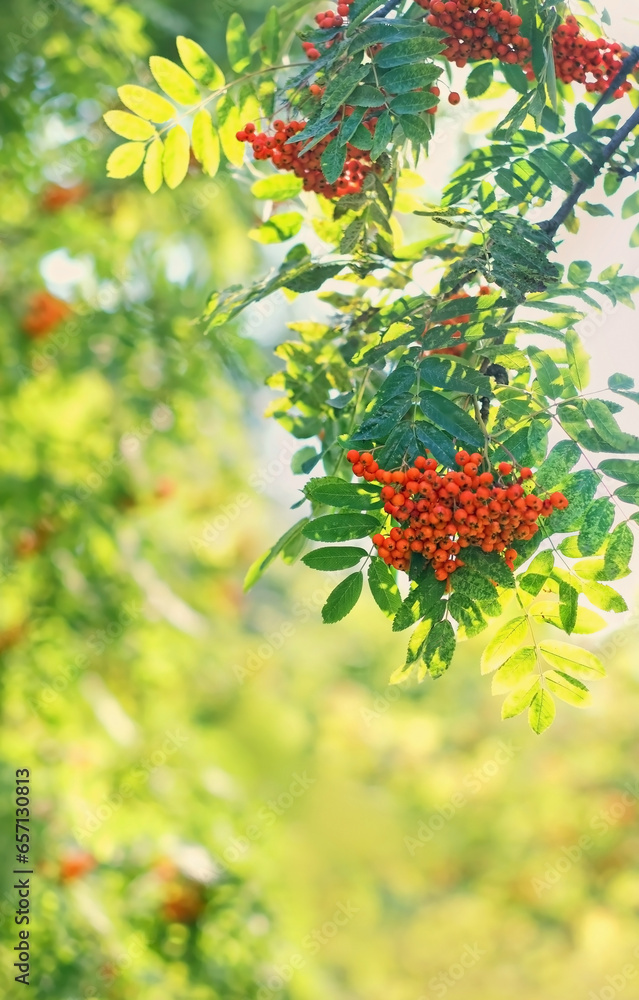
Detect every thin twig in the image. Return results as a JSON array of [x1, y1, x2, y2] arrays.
[[538, 104, 639, 237]]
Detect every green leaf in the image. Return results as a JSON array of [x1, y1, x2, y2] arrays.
[[501, 679, 540, 719], [545, 670, 591, 707], [103, 111, 156, 141], [519, 549, 554, 596], [227, 12, 251, 72], [304, 476, 381, 510], [420, 356, 491, 396], [579, 201, 613, 217], [565, 329, 590, 391], [370, 111, 393, 161], [303, 513, 379, 542], [622, 190, 639, 219], [378, 63, 441, 94], [321, 139, 348, 185], [143, 138, 164, 193], [584, 399, 639, 452], [578, 497, 615, 556], [117, 85, 175, 123], [149, 55, 201, 104], [351, 85, 386, 106], [249, 212, 303, 244], [423, 620, 456, 679], [321, 571, 364, 623], [581, 579, 627, 613], [389, 92, 437, 114], [106, 141, 146, 179], [393, 591, 422, 632], [176, 36, 225, 88], [535, 440, 581, 492], [251, 174, 304, 200], [260, 7, 280, 65], [615, 485, 639, 504], [368, 559, 401, 617], [420, 390, 483, 448], [244, 518, 310, 590], [599, 459, 639, 484], [162, 125, 190, 189], [559, 581, 578, 635], [466, 61, 494, 98], [374, 36, 444, 68], [191, 109, 220, 177], [603, 522, 633, 579], [491, 647, 537, 695], [321, 61, 369, 115], [302, 546, 367, 571], [399, 114, 431, 145], [539, 640, 605, 679], [217, 95, 244, 167], [528, 688, 556, 734], [480, 616, 528, 674]]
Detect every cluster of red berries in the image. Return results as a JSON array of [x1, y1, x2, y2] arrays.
[[418, 0, 534, 75], [21, 290, 71, 338], [553, 15, 635, 96], [314, 0, 353, 30], [345, 448, 568, 581], [236, 118, 376, 198]]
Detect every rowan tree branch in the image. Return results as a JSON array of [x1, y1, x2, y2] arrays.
[[538, 104, 639, 237], [364, 0, 404, 21], [592, 46, 639, 114]]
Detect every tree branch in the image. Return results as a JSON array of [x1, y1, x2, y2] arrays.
[[364, 0, 404, 21], [538, 104, 639, 237], [592, 46, 639, 114]]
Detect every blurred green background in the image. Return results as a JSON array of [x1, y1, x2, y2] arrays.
[[1, 2, 639, 999]]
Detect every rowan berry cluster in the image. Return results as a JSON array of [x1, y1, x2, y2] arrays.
[[314, 0, 353, 30], [418, 0, 534, 75], [346, 448, 568, 581], [552, 15, 635, 96], [21, 290, 71, 338], [423, 285, 492, 357], [236, 118, 376, 198]]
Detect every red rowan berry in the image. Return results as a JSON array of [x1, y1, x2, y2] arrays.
[[448, 92, 461, 105]]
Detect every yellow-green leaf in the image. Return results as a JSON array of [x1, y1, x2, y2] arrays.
[[191, 109, 220, 177], [227, 12, 251, 72], [528, 688, 556, 734], [163, 125, 190, 189], [216, 95, 244, 167], [103, 110, 156, 141], [531, 601, 606, 634], [249, 212, 303, 244], [150, 55, 201, 105], [539, 640, 605, 679], [501, 678, 540, 719], [545, 670, 591, 707], [251, 174, 304, 201], [117, 85, 175, 123], [143, 137, 164, 193], [176, 36, 225, 89], [106, 141, 146, 179], [491, 646, 537, 695], [480, 615, 528, 674]]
